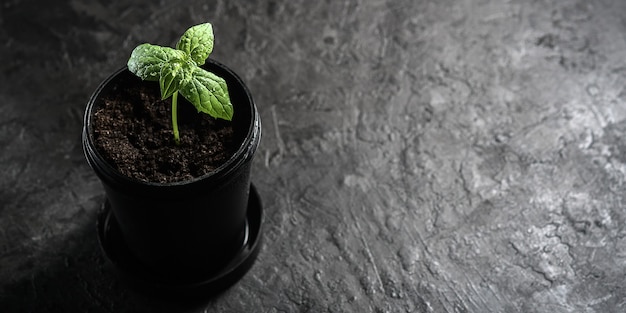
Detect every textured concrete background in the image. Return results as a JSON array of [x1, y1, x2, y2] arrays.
[[2, 0, 626, 312]]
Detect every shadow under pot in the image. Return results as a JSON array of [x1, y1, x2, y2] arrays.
[[82, 59, 262, 295]]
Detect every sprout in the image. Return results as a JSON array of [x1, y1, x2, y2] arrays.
[[127, 23, 233, 145]]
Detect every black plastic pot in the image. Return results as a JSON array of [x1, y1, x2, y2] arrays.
[[82, 59, 262, 294]]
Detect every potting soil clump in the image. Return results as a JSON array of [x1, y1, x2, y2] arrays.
[[92, 79, 239, 183]]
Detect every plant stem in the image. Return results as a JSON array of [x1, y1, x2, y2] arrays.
[[172, 91, 180, 145]]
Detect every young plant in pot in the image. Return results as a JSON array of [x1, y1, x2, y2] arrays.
[[82, 23, 262, 297]]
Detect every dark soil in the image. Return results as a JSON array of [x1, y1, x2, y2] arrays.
[[92, 79, 239, 183]]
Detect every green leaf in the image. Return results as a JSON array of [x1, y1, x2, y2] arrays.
[[159, 60, 191, 100], [176, 23, 214, 66], [128, 44, 185, 81], [126, 23, 234, 145], [179, 67, 233, 121]]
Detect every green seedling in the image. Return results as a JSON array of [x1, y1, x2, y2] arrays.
[[127, 23, 233, 145]]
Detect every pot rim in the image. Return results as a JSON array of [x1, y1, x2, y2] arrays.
[[83, 59, 261, 189]]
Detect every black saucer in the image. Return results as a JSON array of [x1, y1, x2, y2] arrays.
[[97, 184, 263, 298]]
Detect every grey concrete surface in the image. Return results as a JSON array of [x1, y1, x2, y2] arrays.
[[2, 0, 626, 312]]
